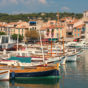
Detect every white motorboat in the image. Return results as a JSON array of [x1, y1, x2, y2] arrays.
[[65, 48, 77, 62], [66, 54, 77, 62]]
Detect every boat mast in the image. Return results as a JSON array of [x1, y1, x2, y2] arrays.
[[57, 11, 60, 42], [57, 11, 65, 54], [17, 34, 19, 51], [39, 27, 45, 64], [62, 29, 65, 55], [51, 37, 52, 57], [57, 11, 61, 54]]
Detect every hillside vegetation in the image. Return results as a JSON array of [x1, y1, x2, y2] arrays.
[[0, 12, 83, 22]]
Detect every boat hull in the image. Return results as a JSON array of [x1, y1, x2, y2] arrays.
[[60, 56, 66, 65], [10, 69, 59, 79], [66, 54, 77, 62], [0, 70, 10, 80]]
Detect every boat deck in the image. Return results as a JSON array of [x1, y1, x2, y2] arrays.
[[0, 63, 59, 73]]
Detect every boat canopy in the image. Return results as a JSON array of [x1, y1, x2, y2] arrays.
[[8, 57, 31, 63]]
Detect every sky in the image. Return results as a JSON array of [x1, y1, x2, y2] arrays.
[[0, 0, 88, 14]]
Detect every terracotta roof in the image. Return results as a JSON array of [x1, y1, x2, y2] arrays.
[[8, 22, 18, 25], [16, 25, 29, 29], [47, 25, 56, 29], [0, 24, 3, 27], [0, 24, 8, 27], [60, 18, 66, 21], [40, 27, 47, 31], [68, 19, 78, 24], [47, 25, 64, 29], [74, 24, 85, 29]]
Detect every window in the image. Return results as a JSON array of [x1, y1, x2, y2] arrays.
[[75, 28, 76, 32], [2, 36, 8, 43], [78, 34, 79, 37], [78, 29, 79, 32], [82, 28, 85, 32], [50, 22, 54, 25], [67, 32, 72, 35], [57, 34, 59, 37], [22, 29, 24, 36], [18, 28, 20, 35]]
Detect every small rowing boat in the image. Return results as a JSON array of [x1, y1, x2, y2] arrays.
[[0, 70, 10, 80]]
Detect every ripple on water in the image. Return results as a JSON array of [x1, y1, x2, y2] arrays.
[[60, 50, 88, 88]]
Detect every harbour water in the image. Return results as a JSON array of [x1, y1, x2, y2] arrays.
[[0, 50, 88, 88]]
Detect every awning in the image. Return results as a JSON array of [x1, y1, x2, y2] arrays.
[[8, 57, 31, 63], [48, 38, 58, 42], [42, 39, 48, 42]]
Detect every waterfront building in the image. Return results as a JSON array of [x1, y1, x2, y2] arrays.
[[0, 35, 16, 50], [73, 24, 85, 41], [0, 11, 88, 42], [29, 19, 44, 31], [40, 23, 65, 42], [73, 10, 88, 42]]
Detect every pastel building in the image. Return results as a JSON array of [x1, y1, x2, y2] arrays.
[[73, 24, 85, 41], [0, 11, 88, 42], [73, 11, 88, 41], [40, 24, 65, 42], [28, 19, 44, 31]]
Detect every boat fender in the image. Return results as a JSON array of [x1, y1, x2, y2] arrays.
[[11, 72, 15, 79]]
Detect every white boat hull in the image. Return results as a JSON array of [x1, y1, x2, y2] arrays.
[[60, 56, 66, 65], [66, 54, 77, 62], [0, 70, 10, 80]]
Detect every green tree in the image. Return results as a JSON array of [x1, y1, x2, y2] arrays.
[[0, 32, 6, 35], [0, 12, 83, 22], [11, 34, 23, 42], [25, 30, 39, 42]]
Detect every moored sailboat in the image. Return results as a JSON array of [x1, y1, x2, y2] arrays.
[[0, 27, 60, 80], [10, 63, 59, 79]]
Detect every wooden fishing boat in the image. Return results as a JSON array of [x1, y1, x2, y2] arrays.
[[0, 70, 10, 80], [0, 27, 59, 80], [0, 63, 60, 79], [9, 63, 59, 79]]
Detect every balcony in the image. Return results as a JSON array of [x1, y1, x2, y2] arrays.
[[81, 31, 85, 34], [81, 33, 85, 36], [66, 29, 73, 32], [66, 35, 73, 38]]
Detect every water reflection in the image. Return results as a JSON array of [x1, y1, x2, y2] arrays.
[[60, 50, 88, 88], [9, 78, 60, 88], [60, 62, 78, 76], [1, 50, 88, 88], [0, 81, 9, 88]]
